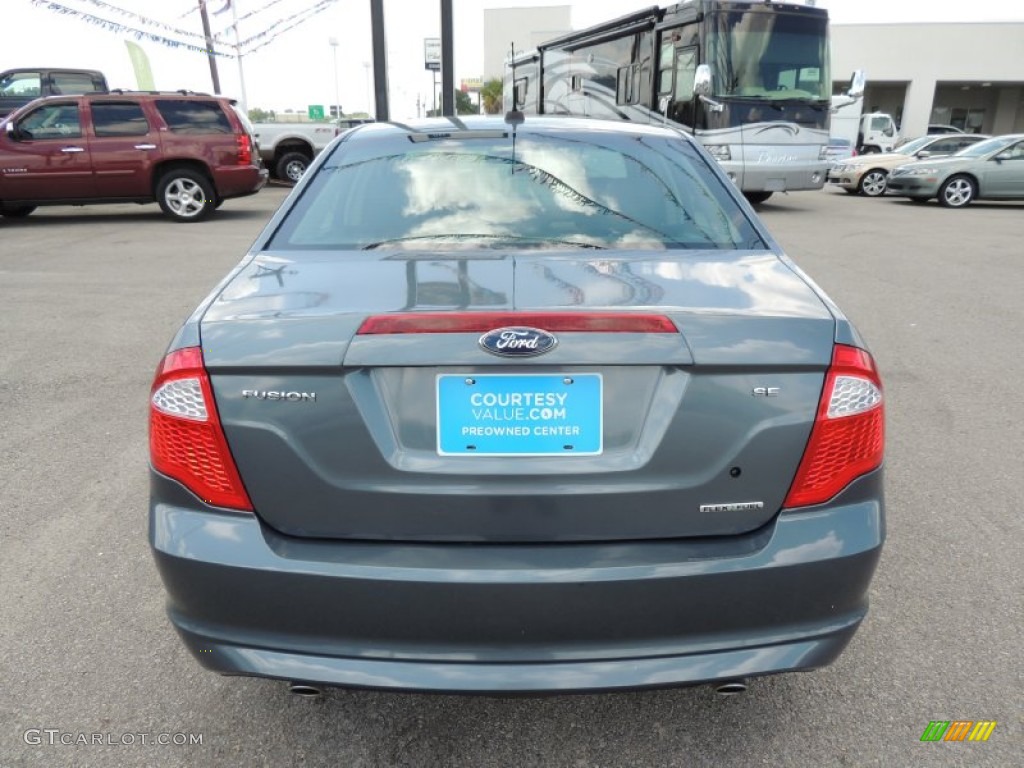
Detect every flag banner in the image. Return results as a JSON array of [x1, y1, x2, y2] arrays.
[[125, 40, 156, 91], [30, 1, 235, 56], [64, 0, 207, 40]]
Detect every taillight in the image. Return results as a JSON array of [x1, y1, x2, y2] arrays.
[[149, 347, 253, 511], [357, 312, 678, 334], [236, 134, 253, 166], [784, 344, 884, 508]]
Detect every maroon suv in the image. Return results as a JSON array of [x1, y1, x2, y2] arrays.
[[0, 91, 267, 222]]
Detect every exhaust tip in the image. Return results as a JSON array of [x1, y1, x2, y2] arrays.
[[714, 679, 748, 697], [288, 683, 323, 698]]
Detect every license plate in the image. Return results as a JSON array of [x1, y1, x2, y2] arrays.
[[436, 373, 602, 456]]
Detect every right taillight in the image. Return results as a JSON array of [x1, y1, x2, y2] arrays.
[[149, 347, 253, 511], [236, 133, 253, 166], [784, 344, 884, 508]]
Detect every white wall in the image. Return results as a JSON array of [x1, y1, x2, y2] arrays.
[[483, 6, 572, 81], [832, 23, 1024, 136]]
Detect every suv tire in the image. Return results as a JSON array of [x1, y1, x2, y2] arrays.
[[276, 152, 310, 184], [156, 169, 216, 222]]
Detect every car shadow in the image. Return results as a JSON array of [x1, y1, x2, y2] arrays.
[[1, 208, 272, 226]]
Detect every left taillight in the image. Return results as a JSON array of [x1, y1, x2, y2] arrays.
[[149, 346, 253, 511], [236, 133, 253, 166]]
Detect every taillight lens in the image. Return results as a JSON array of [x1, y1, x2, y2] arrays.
[[149, 347, 253, 511], [357, 312, 678, 334], [784, 344, 884, 508], [236, 134, 253, 166]]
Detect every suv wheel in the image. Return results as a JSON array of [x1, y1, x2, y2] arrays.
[[276, 152, 310, 183], [156, 169, 216, 222], [0, 205, 36, 218]]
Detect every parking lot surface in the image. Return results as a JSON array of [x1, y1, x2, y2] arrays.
[[1, 188, 1020, 767]]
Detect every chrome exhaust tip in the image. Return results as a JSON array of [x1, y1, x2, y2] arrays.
[[713, 679, 748, 697], [288, 682, 323, 698]]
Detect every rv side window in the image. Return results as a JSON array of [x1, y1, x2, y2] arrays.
[[616, 64, 642, 105], [616, 67, 630, 104], [657, 41, 674, 95], [514, 77, 528, 108], [674, 48, 697, 101]]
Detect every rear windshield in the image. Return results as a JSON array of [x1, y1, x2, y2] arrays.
[[269, 129, 765, 251], [155, 99, 232, 134]]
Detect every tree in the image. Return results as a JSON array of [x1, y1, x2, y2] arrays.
[[481, 78, 502, 115], [248, 107, 275, 122], [427, 90, 478, 117]]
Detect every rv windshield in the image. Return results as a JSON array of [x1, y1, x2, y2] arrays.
[[709, 10, 830, 101]]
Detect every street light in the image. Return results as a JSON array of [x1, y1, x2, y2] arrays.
[[362, 61, 372, 118], [329, 37, 341, 122]]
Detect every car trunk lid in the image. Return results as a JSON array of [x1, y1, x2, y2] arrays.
[[201, 249, 835, 542]]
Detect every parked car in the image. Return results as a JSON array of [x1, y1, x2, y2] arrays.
[[0, 67, 107, 118], [253, 118, 375, 183], [824, 136, 856, 168], [252, 121, 338, 182], [927, 124, 965, 135], [827, 133, 988, 196], [0, 91, 266, 221], [149, 116, 886, 695], [886, 133, 1024, 207]]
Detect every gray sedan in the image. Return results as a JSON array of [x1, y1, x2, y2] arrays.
[[148, 116, 885, 695], [886, 134, 1024, 207]]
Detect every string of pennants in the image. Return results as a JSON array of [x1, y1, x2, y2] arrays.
[[29, 0, 339, 57]]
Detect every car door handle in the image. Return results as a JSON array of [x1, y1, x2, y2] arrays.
[[61, 146, 85, 153], [134, 143, 157, 150]]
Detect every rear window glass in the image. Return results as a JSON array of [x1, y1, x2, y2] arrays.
[[51, 72, 101, 94], [92, 102, 150, 137], [0, 71, 41, 98], [269, 129, 764, 252], [155, 99, 232, 134]]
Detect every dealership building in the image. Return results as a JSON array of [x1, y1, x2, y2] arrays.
[[483, 9, 1024, 138]]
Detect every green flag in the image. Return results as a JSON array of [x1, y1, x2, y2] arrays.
[[125, 40, 155, 91]]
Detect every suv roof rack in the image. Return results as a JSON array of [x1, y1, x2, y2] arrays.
[[97, 89, 214, 97]]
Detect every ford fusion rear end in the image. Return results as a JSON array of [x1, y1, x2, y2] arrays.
[[149, 118, 884, 693]]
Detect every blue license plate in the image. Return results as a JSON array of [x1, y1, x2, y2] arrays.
[[437, 374, 603, 456]]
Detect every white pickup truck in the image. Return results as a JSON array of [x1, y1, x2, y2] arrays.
[[254, 118, 372, 182]]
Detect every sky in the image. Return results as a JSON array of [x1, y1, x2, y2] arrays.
[[4, 0, 1023, 119]]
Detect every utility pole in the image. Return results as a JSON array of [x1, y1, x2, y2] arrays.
[[198, 0, 221, 94], [369, 0, 389, 120]]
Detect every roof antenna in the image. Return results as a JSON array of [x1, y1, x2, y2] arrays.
[[505, 42, 524, 126], [504, 42, 524, 174]]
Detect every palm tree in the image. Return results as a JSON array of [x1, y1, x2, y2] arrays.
[[481, 78, 503, 115]]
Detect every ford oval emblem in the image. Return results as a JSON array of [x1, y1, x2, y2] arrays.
[[478, 326, 558, 358]]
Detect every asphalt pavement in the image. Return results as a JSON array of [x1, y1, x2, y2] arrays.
[[0, 187, 1020, 767]]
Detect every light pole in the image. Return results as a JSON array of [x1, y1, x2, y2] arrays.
[[362, 61, 372, 118], [231, 0, 249, 113], [329, 37, 341, 121]]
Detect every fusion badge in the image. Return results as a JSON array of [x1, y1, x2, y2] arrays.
[[700, 501, 765, 513], [479, 327, 557, 358]]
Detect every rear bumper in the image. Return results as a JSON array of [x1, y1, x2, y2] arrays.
[[149, 470, 884, 693], [213, 166, 268, 199]]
